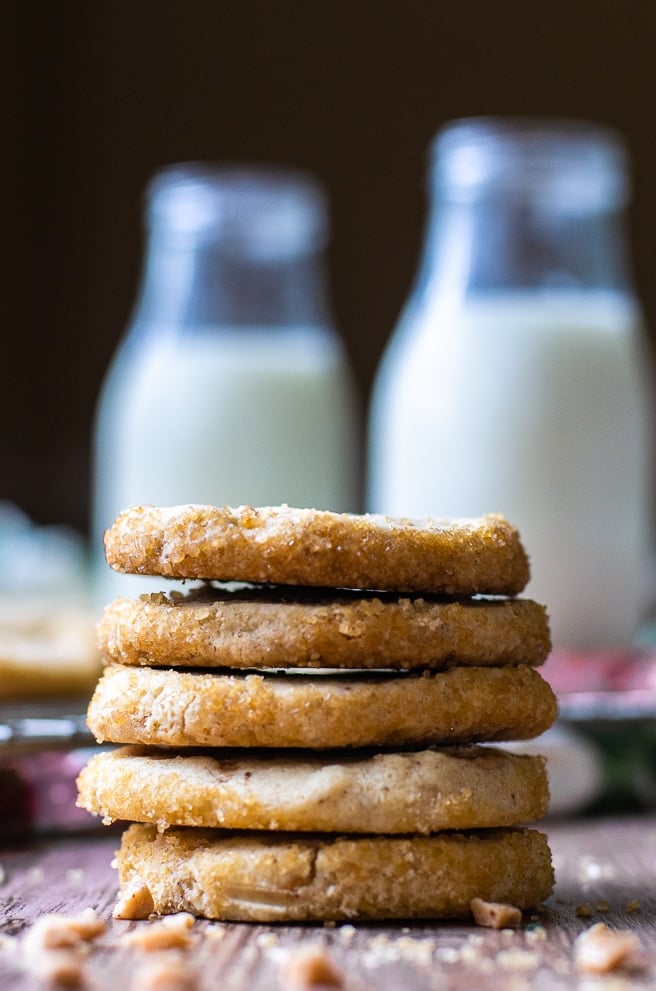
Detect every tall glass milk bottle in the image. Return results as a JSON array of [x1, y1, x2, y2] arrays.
[[368, 119, 652, 649], [93, 165, 359, 602]]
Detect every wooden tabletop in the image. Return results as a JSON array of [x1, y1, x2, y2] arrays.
[[1, 816, 655, 989]]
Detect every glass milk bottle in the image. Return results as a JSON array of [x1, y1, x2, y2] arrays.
[[93, 164, 359, 601], [368, 119, 652, 649]]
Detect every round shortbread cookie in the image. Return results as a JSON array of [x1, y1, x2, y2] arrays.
[[116, 823, 554, 922], [98, 588, 551, 670], [103, 505, 530, 595], [0, 599, 101, 699], [86, 664, 558, 748], [77, 744, 549, 833]]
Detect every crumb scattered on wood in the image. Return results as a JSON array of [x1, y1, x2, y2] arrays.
[[470, 897, 522, 929], [280, 945, 345, 989], [23, 908, 106, 951], [20, 908, 106, 988], [66, 868, 87, 886], [574, 922, 641, 974], [113, 875, 155, 920], [27, 948, 84, 988], [131, 956, 198, 991], [125, 914, 195, 952]]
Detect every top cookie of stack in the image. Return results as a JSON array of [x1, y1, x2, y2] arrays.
[[102, 504, 531, 594], [79, 504, 557, 923]]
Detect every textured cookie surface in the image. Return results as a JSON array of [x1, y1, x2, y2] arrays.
[[86, 664, 557, 749], [98, 587, 550, 670], [77, 744, 549, 833], [116, 823, 554, 922], [103, 505, 530, 595]]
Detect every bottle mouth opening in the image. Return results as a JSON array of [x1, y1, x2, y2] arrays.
[[145, 163, 329, 254], [430, 117, 630, 209]]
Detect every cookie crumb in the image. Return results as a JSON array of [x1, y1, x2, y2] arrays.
[[280, 945, 344, 989], [114, 875, 155, 920], [0, 933, 16, 952], [23, 907, 106, 951], [132, 957, 197, 991], [27, 948, 84, 987], [575, 902, 592, 917], [20, 909, 105, 988], [66, 868, 87, 887], [126, 915, 195, 951], [256, 932, 279, 950], [471, 897, 522, 929], [574, 922, 641, 974], [435, 947, 460, 964], [626, 900, 641, 913], [495, 949, 540, 972]]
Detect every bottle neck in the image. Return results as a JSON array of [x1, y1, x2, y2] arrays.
[[417, 190, 633, 306], [131, 233, 333, 333]]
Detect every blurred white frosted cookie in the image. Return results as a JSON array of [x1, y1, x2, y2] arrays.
[[86, 664, 558, 749], [103, 504, 530, 595], [98, 587, 550, 670], [116, 823, 554, 922], [77, 743, 549, 833]]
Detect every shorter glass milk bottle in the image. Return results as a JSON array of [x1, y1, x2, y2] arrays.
[[368, 118, 652, 649], [93, 165, 359, 601]]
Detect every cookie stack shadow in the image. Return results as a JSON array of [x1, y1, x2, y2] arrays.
[[77, 504, 558, 923]]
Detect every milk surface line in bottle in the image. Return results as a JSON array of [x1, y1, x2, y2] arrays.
[[93, 164, 360, 602], [368, 118, 652, 649]]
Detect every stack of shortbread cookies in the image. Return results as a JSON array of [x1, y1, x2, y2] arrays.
[[77, 504, 557, 923]]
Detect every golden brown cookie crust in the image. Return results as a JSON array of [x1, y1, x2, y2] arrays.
[[86, 664, 557, 749], [77, 744, 549, 833], [103, 505, 530, 595], [97, 588, 551, 670], [116, 824, 554, 922]]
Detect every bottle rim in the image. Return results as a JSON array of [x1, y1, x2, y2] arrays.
[[144, 163, 329, 252], [429, 116, 630, 208]]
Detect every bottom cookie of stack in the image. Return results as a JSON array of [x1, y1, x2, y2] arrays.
[[117, 824, 553, 923], [78, 744, 554, 922]]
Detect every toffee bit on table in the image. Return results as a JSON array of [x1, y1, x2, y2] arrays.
[[20, 908, 106, 989], [23, 907, 106, 951], [131, 956, 198, 991], [470, 896, 522, 929], [279, 945, 345, 989], [66, 867, 87, 886], [574, 922, 641, 974], [125, 914, 195, 952], [27, 948, 84, 988]]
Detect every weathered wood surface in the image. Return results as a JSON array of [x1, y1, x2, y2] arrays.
[[1, 816, 656, 989]]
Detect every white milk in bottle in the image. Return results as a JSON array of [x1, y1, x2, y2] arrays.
[[369, 120, 652, 649], [93, 166, 359, 603]]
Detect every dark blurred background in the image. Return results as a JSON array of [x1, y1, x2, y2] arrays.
[[3, 1, 656, 535]]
